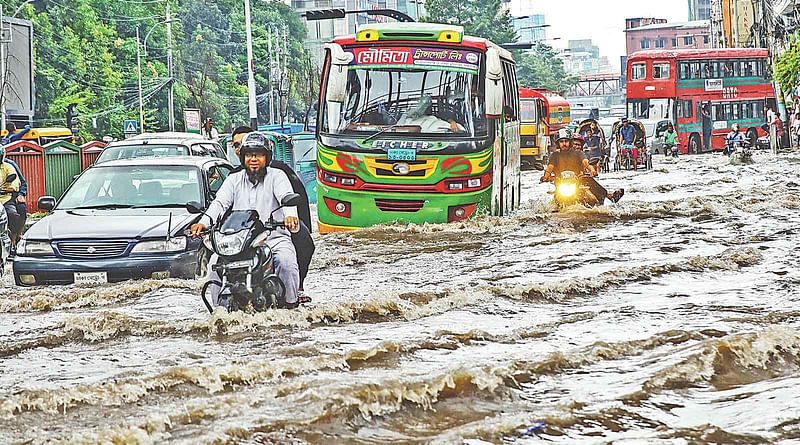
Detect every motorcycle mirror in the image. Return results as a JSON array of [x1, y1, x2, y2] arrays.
[[185, 201, 204, 214], [280, 193, 302, 207], [5, 174, 17, 183]]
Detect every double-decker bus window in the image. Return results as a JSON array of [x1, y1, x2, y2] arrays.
[[653, 63, 670, 79], [677, 99, 693, 118], [679, 62, 691, 80], [690, 62, 702, 79], [631, 63, 646, 80]]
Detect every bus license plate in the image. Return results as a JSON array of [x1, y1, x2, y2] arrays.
[[387, 148, 416, 161], [74, 271, 108, 285]]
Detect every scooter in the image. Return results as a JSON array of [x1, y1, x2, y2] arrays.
[[0, 173, 18, 276], [542, 171, 599, 209], [187, 193, 303, 313]]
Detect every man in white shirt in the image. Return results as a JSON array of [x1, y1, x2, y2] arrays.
[[190, 132, 301, 308]]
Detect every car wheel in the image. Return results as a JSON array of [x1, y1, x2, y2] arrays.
[[688, 134, 701, 154]]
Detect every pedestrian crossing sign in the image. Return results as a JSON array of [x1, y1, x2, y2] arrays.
[[124, 120, 138, 134]]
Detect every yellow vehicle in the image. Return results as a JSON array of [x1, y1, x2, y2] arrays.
[[519, 88, 570, 170], [1, 127, 75, 145]]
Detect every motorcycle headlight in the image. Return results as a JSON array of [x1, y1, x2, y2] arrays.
[[132, 236, 188, 253], [17, 239, 54, 256], [214, 230, 248, 256], [556, 182, 577, 198]]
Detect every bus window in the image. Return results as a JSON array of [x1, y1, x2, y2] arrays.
[[653, 63, 670, 79], [690, 62, 701, 79], [677, 99, 693, 118], [631, 63, 646, 80], [679, 62, 691, 80], [722, 60, 736, 77]]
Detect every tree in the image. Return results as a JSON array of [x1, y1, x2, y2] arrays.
[[423, 0, 516, 44], [775, 34, 800, 99], [515, 44, 578, 93]]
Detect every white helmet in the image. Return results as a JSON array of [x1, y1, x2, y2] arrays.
[[556, 128, 571, 143]]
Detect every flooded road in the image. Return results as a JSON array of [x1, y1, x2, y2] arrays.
[[1, 150, 799, 444]]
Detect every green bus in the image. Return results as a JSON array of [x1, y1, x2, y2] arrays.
[[316, 23, 521, 233]]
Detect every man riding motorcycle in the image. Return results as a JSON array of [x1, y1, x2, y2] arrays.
[[190, 132, 302, 309], [724, 123, 745, 155], [541, 129, 624, 205]]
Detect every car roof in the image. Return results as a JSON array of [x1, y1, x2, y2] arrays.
[[87, 156, 230, 169], [127, 131, 207, 141], [105, 137, 218, 147]]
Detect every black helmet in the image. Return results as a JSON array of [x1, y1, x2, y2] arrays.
[[238, 131, 273, 165]]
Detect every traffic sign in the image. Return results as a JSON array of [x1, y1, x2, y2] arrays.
[[123, 119, 138, 134]]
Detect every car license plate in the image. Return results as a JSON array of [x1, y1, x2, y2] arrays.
[[74, 272, 108, 285], [387, 148, 416, 161]]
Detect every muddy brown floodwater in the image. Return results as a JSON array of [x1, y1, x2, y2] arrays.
[[1, 150, 799, 444]]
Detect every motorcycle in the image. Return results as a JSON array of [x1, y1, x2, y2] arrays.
[[542, 171, 599, 209], [187, 193, 303, 313], [0, 173, 18, 275], [728, 138, 754, 164]]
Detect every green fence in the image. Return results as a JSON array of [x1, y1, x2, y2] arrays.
[[43, 140, 82, 199]]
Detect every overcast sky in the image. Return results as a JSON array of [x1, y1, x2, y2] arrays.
[[528, 0, 691, 69]]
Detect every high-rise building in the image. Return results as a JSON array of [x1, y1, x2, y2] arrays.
[[689, 0, 711, 20], [512, 14, 547, 44]]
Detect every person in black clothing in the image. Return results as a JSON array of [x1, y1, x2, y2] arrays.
[[229, 126, 315, 302], [541, 130, 624, 205]]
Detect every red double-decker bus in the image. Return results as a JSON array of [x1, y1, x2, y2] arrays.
[[626, 48, 776, 153]]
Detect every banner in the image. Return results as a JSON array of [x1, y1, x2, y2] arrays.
[[184, 108, 201, 134], [349, 47, 481, 73]]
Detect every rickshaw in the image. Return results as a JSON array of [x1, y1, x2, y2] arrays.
[[611, 119, 651, 171], [576, 118, 610, 173]]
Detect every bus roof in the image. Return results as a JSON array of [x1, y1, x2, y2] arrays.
[[629, 48, 769, 61], [25, 127, 73, 138], [332, 22, 513, 59], [519, 88, 569, 107]]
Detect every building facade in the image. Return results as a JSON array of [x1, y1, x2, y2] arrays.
[[625, 19, 711, 57], [562, 39, 614, 75], [512, 14, 547, 44], [689, 0, 712, 20]]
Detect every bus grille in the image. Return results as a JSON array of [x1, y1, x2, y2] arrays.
[[375, 199, 425, 212], [56, 241, 130, 259]]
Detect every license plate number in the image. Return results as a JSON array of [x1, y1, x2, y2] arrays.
[[74, 272, 108, 285], [387, 148, 416, 161]]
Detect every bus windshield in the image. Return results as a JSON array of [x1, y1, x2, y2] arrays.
[[520, 100, 538, 122], [322, 67, 487, 139]]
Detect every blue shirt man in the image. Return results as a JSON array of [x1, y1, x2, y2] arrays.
[[620, 122, 637, 145]]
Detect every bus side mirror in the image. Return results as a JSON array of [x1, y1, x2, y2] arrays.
[[485, 47, 503, 117], [324, 44, 353, 104]]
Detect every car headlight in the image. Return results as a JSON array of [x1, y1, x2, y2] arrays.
[[556, 182, 577, 198], [214, 230, 248, 256], [17, 239, 54, 256], [132, 236, 188, 253]]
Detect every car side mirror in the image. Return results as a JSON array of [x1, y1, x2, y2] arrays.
[[5, 174, 17, 183], [281, 193, 302, 207], [186, 201, 204, 214], [38, 196, 56, 212]]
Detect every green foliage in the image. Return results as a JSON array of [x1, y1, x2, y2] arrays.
[[4, 0, 314, 139], [422, 0, 516, 44], [775, 34, 800, 96], [422, 0, 575, 93], [515, 44, 578, 93]]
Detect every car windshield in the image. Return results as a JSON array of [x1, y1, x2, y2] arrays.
[[97, 144, 189, 163], [292, 138, 316, 163], [58, 165, 202, 210], [322, 66, 487, 138]]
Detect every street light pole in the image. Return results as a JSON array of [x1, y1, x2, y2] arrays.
[[166, 2, 174, 131], [244, 0, 258, 129], [1, 0, 35, 133], [136, 26, 144, 134]]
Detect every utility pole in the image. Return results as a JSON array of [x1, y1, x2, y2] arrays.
[[244, 0, 258, 129], [166, 2, 175, 131], [268, 27, 275, 125], [1, 5, 7, 133], [136, 26, 144, 133]]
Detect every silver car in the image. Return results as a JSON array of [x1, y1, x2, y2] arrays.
[[96, 134, 227, 164]]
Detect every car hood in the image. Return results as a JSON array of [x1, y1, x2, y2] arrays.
[[25, 209, 200, 241]]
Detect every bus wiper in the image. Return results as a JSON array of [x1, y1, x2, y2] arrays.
[[363, 122, 403, 143]]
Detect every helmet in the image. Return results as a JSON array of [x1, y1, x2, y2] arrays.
[[572, 133, 585, 143], [238, 131, 273, 165], [556, 128, 572, 143]]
